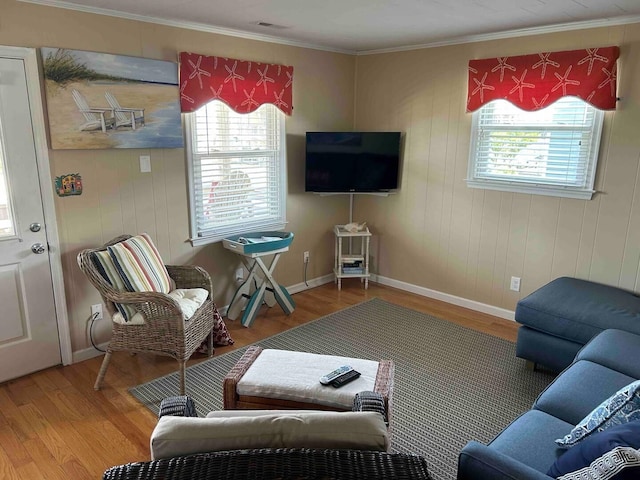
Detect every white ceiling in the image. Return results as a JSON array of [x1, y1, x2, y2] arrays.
[[23, 0, 640, 53]]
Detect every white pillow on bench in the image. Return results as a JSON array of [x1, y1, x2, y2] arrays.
[[150, 410, 389, 460]]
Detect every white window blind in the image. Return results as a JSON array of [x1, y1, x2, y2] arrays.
[[467, 97, 604, 199], [187, 101, 286, 244]]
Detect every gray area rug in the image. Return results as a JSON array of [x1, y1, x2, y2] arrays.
[[130, 297, 555, 480]]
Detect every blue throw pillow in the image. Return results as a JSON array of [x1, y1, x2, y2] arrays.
[[548, 420, 640, 479], [556, 380, 640, 447]]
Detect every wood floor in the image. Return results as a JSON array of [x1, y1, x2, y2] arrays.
[[0, 281, 518, 479]]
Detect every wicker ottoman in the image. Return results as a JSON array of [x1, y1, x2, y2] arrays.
[[223, 346, 394, 417]]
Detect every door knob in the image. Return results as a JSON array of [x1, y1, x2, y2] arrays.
[[31, 243, 46, 254], [30, 222, 42, 232]]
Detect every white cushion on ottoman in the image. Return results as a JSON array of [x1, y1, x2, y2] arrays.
[[236, 349, 379, 409]]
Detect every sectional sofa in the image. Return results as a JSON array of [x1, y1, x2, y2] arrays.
[[515, 276, 640, 372], [458, 328, 640, 479]]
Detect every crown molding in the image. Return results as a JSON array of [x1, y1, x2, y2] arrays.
[[358, 14, 640, 55], [18, 0, 356, 55], [18, 0, 640, 56]]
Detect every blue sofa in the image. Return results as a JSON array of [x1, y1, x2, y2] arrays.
[[515, 277, 640, 372], [457, 328, 640, 479]]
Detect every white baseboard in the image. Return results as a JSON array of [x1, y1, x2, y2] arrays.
[[286, 271, 515, 321], [287, 273, 335, 295], [70, 273, 513, 362], [371, 274, 516, 321], [72, 342, 109, 363]]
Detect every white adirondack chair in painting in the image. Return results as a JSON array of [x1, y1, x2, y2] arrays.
[[71, 89, 114, 133], [105, 92, 145, 130]]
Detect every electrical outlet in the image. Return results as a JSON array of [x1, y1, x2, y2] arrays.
[[91, 304, 103, 320], [510, 276, 521, 292], [303, 251, 310, 263], [235, 268, 244, 282]]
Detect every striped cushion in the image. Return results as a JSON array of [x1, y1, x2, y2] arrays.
[[91, 250, 137, 321], [108, 234, 172, 294]]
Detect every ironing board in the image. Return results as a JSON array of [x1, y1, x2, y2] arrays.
[[223, 231, 295, 327]]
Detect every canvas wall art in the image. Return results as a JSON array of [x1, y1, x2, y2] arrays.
[[41, 48, 183, 150]]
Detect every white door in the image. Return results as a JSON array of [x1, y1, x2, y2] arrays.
[[0, 55, 61, 382]]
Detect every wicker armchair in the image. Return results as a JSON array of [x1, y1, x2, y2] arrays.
[[77, 235, 216, 395]]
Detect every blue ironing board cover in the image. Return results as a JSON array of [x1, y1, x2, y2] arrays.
[[223, 231, 294, 255]]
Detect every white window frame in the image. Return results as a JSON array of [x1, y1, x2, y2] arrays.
[[186, 102, 287, 246], [467, 98, 605, 200]]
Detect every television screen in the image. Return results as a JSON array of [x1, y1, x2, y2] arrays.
[[305, 132, 402, 193]]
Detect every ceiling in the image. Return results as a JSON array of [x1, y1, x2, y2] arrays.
[[23, 0, 640, 53]]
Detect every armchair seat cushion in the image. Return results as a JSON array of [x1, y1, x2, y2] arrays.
[[111, 288, 209, 325], [150, 410, 390, 460], [169, 288, 209, 320]]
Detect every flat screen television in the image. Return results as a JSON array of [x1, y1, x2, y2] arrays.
[[305, 131, 402, 193]]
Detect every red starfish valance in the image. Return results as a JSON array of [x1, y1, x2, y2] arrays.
[[467, 46, 619, 112], [179, 52, 293, 115]]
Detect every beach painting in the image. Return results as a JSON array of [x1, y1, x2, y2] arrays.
[[41, 48, 183, 150]]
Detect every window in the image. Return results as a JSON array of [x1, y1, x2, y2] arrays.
[[187, 101, 286, 245], [0, 134, 15, 237], [467, 97, 604, 199]]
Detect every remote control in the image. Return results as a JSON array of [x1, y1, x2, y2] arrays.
[[320, 365, 353, 385], [331, 369, 361, 388]]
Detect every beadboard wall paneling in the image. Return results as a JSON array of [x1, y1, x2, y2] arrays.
[[2, 0, 355, 352], [354, 23, 640, 310], [5, 0, 640, 355]]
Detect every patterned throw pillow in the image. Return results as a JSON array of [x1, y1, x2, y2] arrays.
[[212, 307, 234, 346], [108, 233, 172, 294], [91, 250, 137, 321], [549, 420, 640, 479], [556, 380, 640, 448], [196, 307, 234, 354]]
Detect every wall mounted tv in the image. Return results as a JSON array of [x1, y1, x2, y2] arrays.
[[305, 131, 402, 193]]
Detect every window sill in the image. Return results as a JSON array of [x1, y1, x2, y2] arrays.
[[190, 221, 288, 247], [466, 179, 595, 200]]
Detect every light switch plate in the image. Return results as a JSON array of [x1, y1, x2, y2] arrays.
[[139, 155, 151, 173]]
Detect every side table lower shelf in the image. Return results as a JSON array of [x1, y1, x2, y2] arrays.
[[333, 268, 371, 290], [334, 225, 371, 290]]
